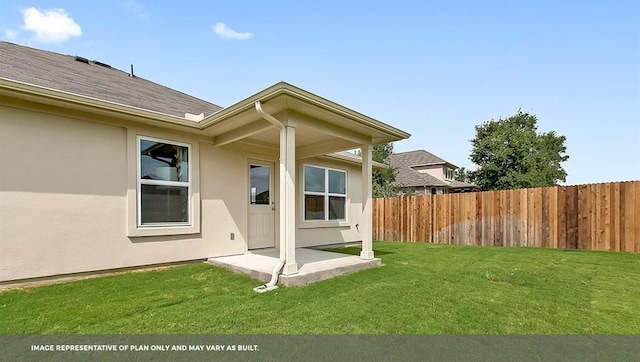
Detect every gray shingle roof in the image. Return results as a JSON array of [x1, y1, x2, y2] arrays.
[[389, 150, 478, 189], [392, 149, 453, 168], [0, 41, 222, 117], [389, 151, 449, 187]]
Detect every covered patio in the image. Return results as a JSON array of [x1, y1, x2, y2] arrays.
[[200, 83, 408, 281]]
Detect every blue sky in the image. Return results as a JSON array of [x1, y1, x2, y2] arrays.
[[2, 1, 638, 185]]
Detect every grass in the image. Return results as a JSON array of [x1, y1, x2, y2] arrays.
[[1, 242, 639, 334]]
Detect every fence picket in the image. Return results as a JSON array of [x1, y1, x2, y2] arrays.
[[372, 181, 640, 253]]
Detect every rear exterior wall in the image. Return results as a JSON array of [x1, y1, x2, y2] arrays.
[[0, 104, 366, 282]]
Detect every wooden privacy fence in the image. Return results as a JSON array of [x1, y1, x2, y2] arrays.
[[372, 181, 640, 253]]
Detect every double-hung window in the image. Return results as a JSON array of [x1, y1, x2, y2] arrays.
[[445, 167, 455, 180], [138, 136, 191, 227], [304, 165, 347, 221]]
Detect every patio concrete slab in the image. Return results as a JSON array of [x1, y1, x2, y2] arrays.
[[207, 248, 381, 287]]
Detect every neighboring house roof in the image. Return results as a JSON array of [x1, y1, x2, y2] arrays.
[[392, 149, 458, 169], [395, 167, 449, 188], [0, 41, 222, 118], [449, 180, 477, 189], [389, 150, 478, 189], [389, 151, 449, 187]]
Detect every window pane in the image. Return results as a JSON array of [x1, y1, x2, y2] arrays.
[[304, 194, 325, 220], [328, 196, 346, 220], [328, 170, 346, 194], [140, 140, 189, 182], [304, 166, 325, 192], [140, 185, 188, 224], [250, 165, 270, 205]]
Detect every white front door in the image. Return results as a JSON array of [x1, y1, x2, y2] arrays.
[[248, 162, 275, 249]]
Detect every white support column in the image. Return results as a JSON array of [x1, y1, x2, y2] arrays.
[[360, 143, 374, 259], [278, 125, 287, 261], [282, 124, 298, 275]]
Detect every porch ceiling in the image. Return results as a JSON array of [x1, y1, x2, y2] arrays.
[[246, 123, 359, 151], [207, 96, 369, 158], [202, 83, 410, 153], [219, 122, 361, 160]]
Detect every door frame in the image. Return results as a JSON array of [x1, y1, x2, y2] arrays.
[[247, 159, 276, 250]]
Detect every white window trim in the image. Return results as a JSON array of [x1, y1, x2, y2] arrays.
[[137, 135, 192, 228], [123, 135, 202, 239], [127, 130, 200, 237], [302, 164, 348, 224]]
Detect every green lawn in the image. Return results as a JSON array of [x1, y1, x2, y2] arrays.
[[1, 242, 639, 334]]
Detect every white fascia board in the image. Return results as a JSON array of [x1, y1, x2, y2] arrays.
[[323, 152, 388, 169]]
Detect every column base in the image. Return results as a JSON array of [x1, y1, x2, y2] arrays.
[[282, 262, 299, 275], [360, 250, 375, 260]]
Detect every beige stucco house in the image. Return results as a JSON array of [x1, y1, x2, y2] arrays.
[[389, 150, 479, 195], [0, 42, 410, 284]]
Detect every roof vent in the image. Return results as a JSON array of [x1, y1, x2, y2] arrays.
[[74, 56, 89, 64], [92, 60, 111, 68]]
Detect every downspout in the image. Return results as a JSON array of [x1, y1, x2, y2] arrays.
[[252, 101, 286, 293]]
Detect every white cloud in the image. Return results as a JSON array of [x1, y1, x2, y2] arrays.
[[3, 29, 19, 41], [124, 1, 149, 21], [212, 22, 253, 40], [21, 7, 82, 43]]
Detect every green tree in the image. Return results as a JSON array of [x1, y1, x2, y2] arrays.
[[454, 166, 472, 183], [469, 110, 569, 190], [357, 143, 399, 197]]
